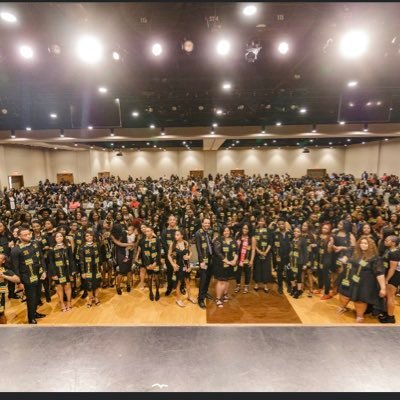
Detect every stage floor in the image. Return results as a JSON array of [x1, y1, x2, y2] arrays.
[[0, 325, 399, 392]]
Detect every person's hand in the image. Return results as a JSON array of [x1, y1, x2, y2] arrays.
[[249, 261, 254, 268], [81, 273, 86, 279], [379, 288, 386, 298], [40, 272, 46, 280], [340, 256, 348, 264], [8, 241, 14, 248], [200, 262, 206, 270], [52, 276, 58, 281], [173, 264, 179, 272]]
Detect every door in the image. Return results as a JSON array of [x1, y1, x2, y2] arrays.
[[231, 169, 245, 177], [190, 170, 204, 179], [8, 175, 24, 190], [98, 171, 111, 179], [57, 173, 74, 184]]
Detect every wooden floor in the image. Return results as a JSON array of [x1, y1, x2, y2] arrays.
[[4, 275, 400, 325]]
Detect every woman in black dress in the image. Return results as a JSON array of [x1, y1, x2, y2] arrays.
[[79, 230, 102, 307], [253, 217, 272, 293], [137, 226, 162, 301], [213, 226, 238, 308], [301, 221, 317, 298], [317, 223, 334, 300], [289, 227, 309, 299], [0, 253, 20, 324], [167, 229, 195, 307], [48, 231, 76, 311], [379, 235, 400, 323], [111, 223, 135, 295], [234, 224, 255, 294], [337, 237, 386, 323], [331, 220, 356, 295]]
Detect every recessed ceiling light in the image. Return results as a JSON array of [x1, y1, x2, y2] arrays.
[[90, 146, 94, 149], [273, 140, 276, 143], [362, 141, 365, 144], [347, 81, 358, 87], [212, 123, 218, 127], [236, 140, 240, 143], [222, 82, 232, 90], [299, 108, 307, 114], [132, 111, 139, 117], [349, 102, 354, 107], [88, 126, 93, 130], [54, 147, 58, 150], [276, 122, 282, 126], [329, 142, 332, 145], [261, 130, 266, 134], [216, 109, 223, 115], [339, 30, 369, 59], [122, 145, 125, 149], [278, 42, 289, 55], [347, 138, 351, 142], [74, 143, 78, 147], [150, 124, 155, 129], [376, 101, 382, 106], [151, 43, 162, 56], [98, 87, 107, 94], [112, 51, 120, 61], [77, 36, 103, 64], [384, 138, 389, 141], [1, 11, 17, 23], [26, 127, 31, 131], [242, 5, 257, 16], [339, 121, 346, 125], [50, 113, 57, 119], [216, 39, 231, 56], [19, 45, 33, 59], [110, 143, 114, 146]]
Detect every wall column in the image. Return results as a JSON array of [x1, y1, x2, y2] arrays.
[[203, 150, 217, 177]]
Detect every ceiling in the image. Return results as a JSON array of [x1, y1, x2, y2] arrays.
[[1, 2, 400, 151]]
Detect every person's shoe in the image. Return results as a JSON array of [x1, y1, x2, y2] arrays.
[[155, 291, 160, 301], [320, 294, 332, 300], [290, 287, 297, 296], [263, 287, 270, 293], [205, 293, 214, 300], [234, 285, 240, 293], [127, 285, 131, 293], [46, 297, 51, 303], [307, 291, 313, 298], [165, 289, 172, 297], [116, 288, 122, 295], [379, 315, 396, 324], [198, 300, 206, 309], [278, 286, 283, 295], [34, 313, 46, 319], [293, 290, 303, 299], [180, 287, 186, 295], [8, 294, 21, 300], [176, 299, 185, 308], [149, 292, 154, 301], [29, 319, 38, 324], [81, 291, 88, 299], [71, 290, 77, 299]]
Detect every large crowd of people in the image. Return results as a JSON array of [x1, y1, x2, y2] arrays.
[[1, 171, 400, 324]]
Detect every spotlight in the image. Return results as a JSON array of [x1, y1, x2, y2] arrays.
[[222, 82, 232, 90], [362, 141, 366, 145], [339, 30, 369, 59], [0, 11, 17, 23], [10, 130, 15, 139], [242, 5, 257, 16], [26, 127, 31, 131], [132, 111, 139, 117], [276, 122, 282, 126], [363, 123, 368, 132], [150, 124, 155, 129], [311, 124, 317, 133], [19, 45, 33, 59], [278, 42, 289, 55], [98, 87, 107, 94], [376, 101, 382, 106], [50, 113, 57, 119], [245, 40, 262, 63], [112, 51, 120, 61], [211, 128, 215, 135], [88, 126, 93, 130], [216, 39, 231, 56], [74, 143, 78, 147], [90, 146, 94, 149], [182, 39, 194, 53], [151, 43, 162, 56], [329, 142, 332, 145], [212, 123, 218, 127], [339, 121, 346, 125], [236, 140, 240, 143], [76, 36, 103, 64], [384, 138, 389, 141], [273, 140, 276, 143], [349, 102, 354, 107], [1, 108, 7, 114], [299, 108, 307, 114], [216, 109, 223, 115], [347, 80, 358, 87], [347, 138, 351, 142]]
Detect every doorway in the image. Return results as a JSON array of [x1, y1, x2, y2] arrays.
[[306, 169, 327, 178], [98, 171, 111, 179], [190, 170, 204, 179], [57, 173, 74, 184], [231, 169, 245, 177], [8, 175, 24, 190]]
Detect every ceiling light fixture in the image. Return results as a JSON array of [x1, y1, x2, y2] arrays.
[[19, 45, 33, 59], [132, 111, 139, 117], [151, 43, 162, 56], [363, 123, 368, 132], [26, 127, 31, 131], [1, 11, 17, 23], [76, 35, 103, 64], [242, 5, 257, 16], [216, 39, 231, 56], [339, 30, 369, 59], [278, 41, 289, 55], [347, 80, 358, 87], [98, 87, 107, 94]]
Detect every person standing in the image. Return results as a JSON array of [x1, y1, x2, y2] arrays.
[[195, 218, 214, 309], [10, 227, 47, 324], [0, 253, 20, 324]]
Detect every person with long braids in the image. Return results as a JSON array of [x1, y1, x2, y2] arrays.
[[289, 227, 309, 299], [379, 235, 400, 323], [331, 220, 356, 295], [337, 237, 386, 323], [79, 230, 102, 308], [213, 226, 238, 308], [137, 226, 162, 301], [253, 216, 272, 293], [48, 231, 76, 312], [316, 223, 334, 300], [168, 229, 195, 307], [234, 223, 255, 294]]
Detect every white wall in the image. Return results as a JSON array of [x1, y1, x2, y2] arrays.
[[4, 141, 400, 188]]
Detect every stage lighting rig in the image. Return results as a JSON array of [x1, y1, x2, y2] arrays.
[[245, 39, 262, 63]]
